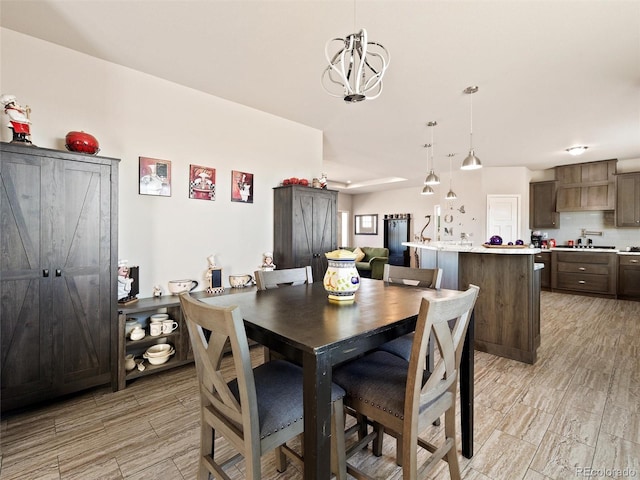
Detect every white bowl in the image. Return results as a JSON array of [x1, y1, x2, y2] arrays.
[[143, 353, 172, 365], [145, 344, 174, 356], [150, 313, 169, 322]]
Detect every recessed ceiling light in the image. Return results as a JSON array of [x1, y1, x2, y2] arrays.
[[566, 146, 589, 156]]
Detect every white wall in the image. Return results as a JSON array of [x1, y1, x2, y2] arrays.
[[1, 28, 323, 296], [349, 166, 532, 247]]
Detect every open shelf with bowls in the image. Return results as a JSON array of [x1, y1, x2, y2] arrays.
[[116, 288, 257, 390]]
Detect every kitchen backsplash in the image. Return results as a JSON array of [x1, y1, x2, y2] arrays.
[[537, 211, 640, 248]]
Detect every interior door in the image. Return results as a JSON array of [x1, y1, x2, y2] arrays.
[[487, 195, 521, 243]]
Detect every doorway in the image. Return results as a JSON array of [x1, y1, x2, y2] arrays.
[[338, 210, 349, 248], [486, 195, 521, 243]]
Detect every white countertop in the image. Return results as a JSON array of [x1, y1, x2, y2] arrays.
[[403, 242, 640, 255], [540, 247, 640, 255], [403, 242, 541, 254]]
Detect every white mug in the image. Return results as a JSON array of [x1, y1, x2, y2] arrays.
[[150, 321, 163, 336], [162, 320, 178, 334]]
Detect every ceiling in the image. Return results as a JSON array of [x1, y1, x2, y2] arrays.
[[2, 0, 639, 194]]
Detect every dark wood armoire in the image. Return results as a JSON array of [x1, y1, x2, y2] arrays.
[[1, 142, 119, 411], [273, 185, 338, 282]]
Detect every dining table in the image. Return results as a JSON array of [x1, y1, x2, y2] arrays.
[[201, 277, 475, 480]]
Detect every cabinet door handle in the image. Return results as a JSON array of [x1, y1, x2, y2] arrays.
[[43, 269, 49, 277], [630, 260, 639, 263], [55, 269, 62, 277], [578, 280, 586, 284], [578, 267, 586, 271]]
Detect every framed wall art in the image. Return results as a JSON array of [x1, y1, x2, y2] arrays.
[[231, 170, 254, 203], [355, 214, 378, 235], [139, 157, 171, 196], [189, 164, 216, 201]]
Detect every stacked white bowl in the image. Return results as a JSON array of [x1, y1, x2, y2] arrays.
[[143, 343, 175, 365]]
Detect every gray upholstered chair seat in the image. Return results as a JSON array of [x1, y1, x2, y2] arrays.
[[333, 351, 438, 421], [229, 359, 345, 439], [376, 333, 414, 362]]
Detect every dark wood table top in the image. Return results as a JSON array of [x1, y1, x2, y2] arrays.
[[200, 278, 459, 357]]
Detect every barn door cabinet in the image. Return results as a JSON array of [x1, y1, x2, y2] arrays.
[[1, 142, 119, 411], [273, 185, 337, 282]]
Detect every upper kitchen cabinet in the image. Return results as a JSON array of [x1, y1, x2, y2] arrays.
[[616, 172, 640, 227], [555, 159, 617, 212], [529, 181, 559, 229]]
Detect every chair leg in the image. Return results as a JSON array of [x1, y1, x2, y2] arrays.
[[275, 445, 287, 473], [395, 435, 404, 467], [200, 423, 214, 480], [444, 409, 461, 480], [371, 422, 384, 457], [331, 399, 347, 480]]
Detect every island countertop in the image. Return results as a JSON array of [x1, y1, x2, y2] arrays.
[[403, 241, 541, 255]]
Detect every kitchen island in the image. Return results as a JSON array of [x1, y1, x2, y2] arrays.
[[404, 242, 542, 364]]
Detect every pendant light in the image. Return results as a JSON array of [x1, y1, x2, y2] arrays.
[[424, 121, 440, 185], [446, 153, 457, 200], [461, 86, 482, 170], [421, 184, 435, 195], [321, 28, 390, 102]]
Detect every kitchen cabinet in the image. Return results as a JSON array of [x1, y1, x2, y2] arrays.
[[384, 215, 411, 266], [273, 185, 337, 282], [534, 250, 551, 289], [618, 255, 640, 300], [555, 159, 616, 212], [616, 172, 640, 227], [529, 181, 559, 229], [1, 142, 119, 411], [551, 251, 617, 297], [458, 251, 540, 364]]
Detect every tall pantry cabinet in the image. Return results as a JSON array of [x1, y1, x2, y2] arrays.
[[1, 142, 119, 411], [273, 185, 337, 282]]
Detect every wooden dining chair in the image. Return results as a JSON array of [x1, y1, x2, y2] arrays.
[[333, 285, 479, 480], [254, 266, 313, 290], [254, 266, 314, 363], [378, 264, 443, 368], [179, 292, 347, 480]]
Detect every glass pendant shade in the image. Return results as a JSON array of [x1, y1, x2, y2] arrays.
[[421, 185, 435, 195], [461, 149, 482, 170]]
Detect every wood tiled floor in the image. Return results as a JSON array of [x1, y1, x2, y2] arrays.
[[1, 292, 639, 479]]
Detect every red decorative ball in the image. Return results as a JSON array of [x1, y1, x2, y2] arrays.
[[65, 131, 100, 155]]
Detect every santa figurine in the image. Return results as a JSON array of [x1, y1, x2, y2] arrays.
[[1, 94, 32, 144]]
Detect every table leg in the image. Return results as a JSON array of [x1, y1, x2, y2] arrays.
[[460, 310, 475, 458], [302, 351, 333, 480]]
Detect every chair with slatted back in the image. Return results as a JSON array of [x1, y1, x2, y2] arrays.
[[333, 285, 480, 480], [179, 292, 346, 480], [378, 264, 442, 368], [254, 266, 313, 290]]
